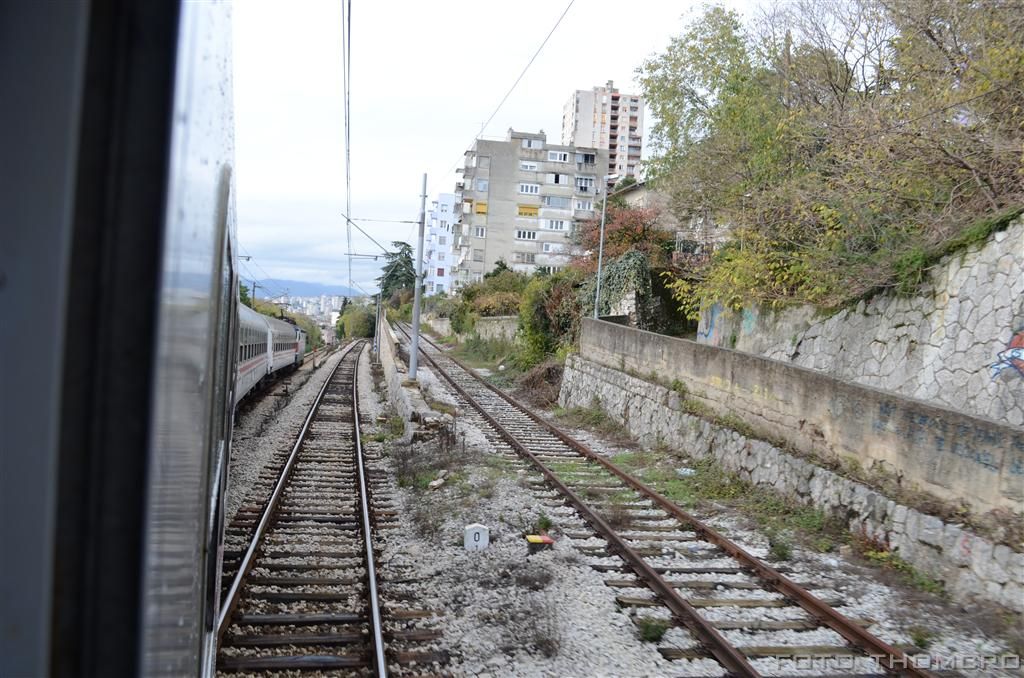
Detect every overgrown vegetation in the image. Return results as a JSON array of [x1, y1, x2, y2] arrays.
[[853, 531, 946, 595], [611, 453, 847, 554], [642, 2, 1023, 314], [335, 298, 375, 339]]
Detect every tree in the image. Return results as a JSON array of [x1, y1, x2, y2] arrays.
[[239, 282, 252, 308], [376, 241, 415, 303], [639, 1, 1024, 311], [484, 259, 511, 279], [573, 206, 674, 273]]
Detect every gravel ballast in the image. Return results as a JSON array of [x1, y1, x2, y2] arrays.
[[226, 347, 345, 525]]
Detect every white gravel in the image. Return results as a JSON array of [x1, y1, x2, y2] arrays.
[[366, 340, 1023, 677]]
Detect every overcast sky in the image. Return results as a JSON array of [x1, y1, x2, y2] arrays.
[[232, 0, 758, 296]]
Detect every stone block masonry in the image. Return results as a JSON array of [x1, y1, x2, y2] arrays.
[[578, 319, 1023, 517], [423, 314, 518, 343], [698, 216, 1024, 426], [560, 354, 1024, 612]]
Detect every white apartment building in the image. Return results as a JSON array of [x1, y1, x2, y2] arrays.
[[452, 129, 609, 284], [562, 80, 644, 181], [424, 192, 456, 295]]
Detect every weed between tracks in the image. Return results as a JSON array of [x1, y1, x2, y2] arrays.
[[609, 453, 848, 555]]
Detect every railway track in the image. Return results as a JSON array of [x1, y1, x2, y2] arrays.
[[216, 341, 444, 675], [394, 323, 938, 678]]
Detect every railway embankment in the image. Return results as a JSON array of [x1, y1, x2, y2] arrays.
[[377, 319, 449, 440], [561, 319, 1024, 613]]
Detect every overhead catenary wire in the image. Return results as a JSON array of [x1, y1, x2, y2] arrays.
[[446, 0, 576, 175], [239, 246, 288, 300], [341, 0, 353, 292]]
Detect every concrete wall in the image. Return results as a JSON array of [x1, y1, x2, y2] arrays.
[[423, 314, 518, 343], [560, 355, 1024, 612], [578, 319, 1023, 517], [376, 318, 415, 440], [697, 216, 1024, 426]]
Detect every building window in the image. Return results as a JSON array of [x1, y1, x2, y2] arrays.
[[575, 199, 593, 211], [478, 156, 491, 169], [438, 252, 446, 261], [437, 268, 444, 277], [575, 176, 595, 193], [474, 201, 488, 214], [513, 252, 536, 264], [441, 204, 448, 212], [519, 183, 539, 195], [575, 152, 596, 165], [475, 178, 489, 191], [436, 284, 444, 293], [545, 172, 570, 185], [473, 249, 484, 262], [515, 230, 537, 240], [517, 204, 539, 217], [439, 235, 447, 245], [519, 160, 538, 171], [547, 151, 569, 162], [521, 138, 543, 149], [544, 219, 567, 231], [474, 226, 486, 237], [542, 242, 554, 253], [542, 195, 571, 209]]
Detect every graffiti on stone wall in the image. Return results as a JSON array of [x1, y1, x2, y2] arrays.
[[990, 328, 1024, 379], [696, 303, 723, 344]]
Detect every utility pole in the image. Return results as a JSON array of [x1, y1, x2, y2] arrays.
[[373, 291, 381, 354], [593, 174, 617, 319], [409, 173, 427, 380]]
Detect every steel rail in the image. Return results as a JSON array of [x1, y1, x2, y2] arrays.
[[216, 340, 362, 643], [402, 324, 935, 678], [351, 344, 388, 677], [396, 325, 757, 676]]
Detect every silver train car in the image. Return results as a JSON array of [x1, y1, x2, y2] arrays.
[[4, 1, 241, 676], [236, 304, 307, 406]]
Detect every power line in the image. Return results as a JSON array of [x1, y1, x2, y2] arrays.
[[341, 211, 391, 254], [341, 0, 353, 291], [238, 246, 287, 299], [446, 0, 576, 175]]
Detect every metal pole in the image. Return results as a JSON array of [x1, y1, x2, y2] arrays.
[[593, 184, 609, 319], [409, 173, 427, 380], [373, 292, 381, 354]]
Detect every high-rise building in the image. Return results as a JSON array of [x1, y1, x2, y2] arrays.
[[562, 80, 643, 181], [424, 193, 456, 296], [451, 129, 608, 286]]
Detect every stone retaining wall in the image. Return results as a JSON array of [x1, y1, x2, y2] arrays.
[[561, 354, 1024, 612], [423, 315, 518, 343], [697, 216, 1024, 426], [578, 319, 1023, 517]]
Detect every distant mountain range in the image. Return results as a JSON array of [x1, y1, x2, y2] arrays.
[[249, 278, 365, 299]]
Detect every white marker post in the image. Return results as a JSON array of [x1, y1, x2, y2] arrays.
[[464, 523, 489, 552]]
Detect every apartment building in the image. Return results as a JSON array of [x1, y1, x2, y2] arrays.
[[424, 193, 456, 295], [451, 129, 608, 284], [561, 80, 643, 181]]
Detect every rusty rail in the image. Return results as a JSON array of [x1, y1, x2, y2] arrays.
[[401, 323, 934, 678], [216, 340, 363, 643]]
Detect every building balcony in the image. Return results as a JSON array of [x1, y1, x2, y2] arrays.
[[576, 161, 596, 171], [455, 182, 465, 191], [574, 209, 596, 219]]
